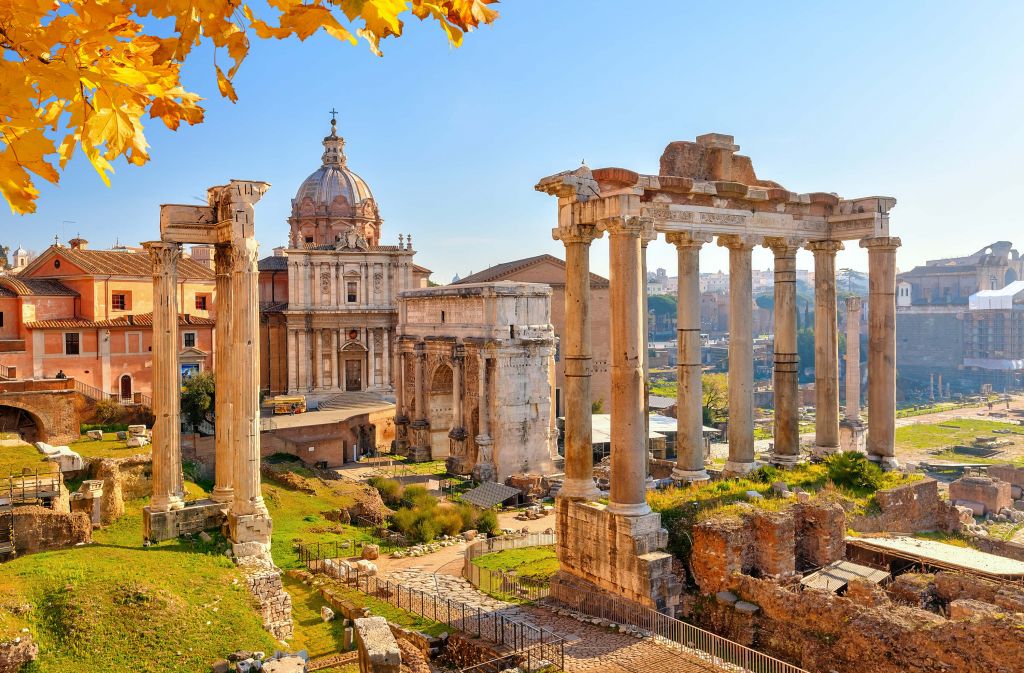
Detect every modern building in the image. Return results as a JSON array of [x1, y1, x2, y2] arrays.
[[0, 238, 216, 400], [258, 118, 432, 398]]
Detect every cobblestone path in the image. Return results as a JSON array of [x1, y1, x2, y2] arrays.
[[384, 569, 727, 673]]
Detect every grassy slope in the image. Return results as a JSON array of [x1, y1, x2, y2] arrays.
[[471, 546, 559, 581], [1, 432, 151, 476], [896, 419, 1024, 460]]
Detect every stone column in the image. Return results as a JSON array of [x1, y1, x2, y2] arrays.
[[331, 329, 340, 390], [382, 328, 391, 388], [765, 238, 803, 466], [211, 243, 234, 504], [551, 224, 603, 500], [447, 345, 469, 473], [395, 346, 409, 453], [410, 343, 429, 458], [313, 328, 322, 389], [228, 237, 272, 549], [472, 351, 495, 482], [667, 232, 711, 482], [144, 241, 185, 512], [930, 373, 935, 402], [287, 328, 298, 393], [603, 216, 651, 517], [719, 235, 759, 475], [845, 297, 863, 420], [368, 328, 377, 389], [861, 237, 902, 469], [807, 240, 843, 455]]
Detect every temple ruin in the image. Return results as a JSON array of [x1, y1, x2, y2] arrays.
[[537, 133, 901, 612]]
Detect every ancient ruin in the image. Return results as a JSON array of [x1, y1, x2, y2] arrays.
[[394, 282, 558, 481], [537, 133, 902, 612]]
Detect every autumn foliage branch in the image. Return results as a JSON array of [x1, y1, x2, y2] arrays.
[[0, 0, 499, 214]]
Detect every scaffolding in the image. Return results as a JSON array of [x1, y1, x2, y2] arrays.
[[0, 468, 64, 559]]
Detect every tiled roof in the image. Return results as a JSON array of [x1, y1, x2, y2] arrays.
[[258, 256, 289, 272], [412, 263, 432, 274], [452, 254, 610, 288], [0, 277, 78, 296], [0, 285, 17, 297], [24, 246, 214, 280], [25, 312, 214, 329]]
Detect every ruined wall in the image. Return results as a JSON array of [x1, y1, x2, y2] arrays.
[[239, 559, 293, 640], [11, 505, 91, 554], [850, 478, 965, 534], [89, 454, 151, 524], [690, 574, 1024, 673]]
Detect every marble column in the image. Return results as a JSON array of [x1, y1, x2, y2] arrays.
[[368, 328, 377, 389], [845, 296, 863, 420], [211, 243, 234, 504], [395, 347, 409, 453], [331, 329, 340, 390], [228, 237, 272, 546], [313, 328, 322, 389], [472, 352, 495, 482], [807, 240, 843, 455], [719, 235, 759, 475], [765, 238, 803, 466], [604, 216, 651, 517], [287, 328, 298, 393], [411, 343, 428, 454], [448, 345, 468, 471], [861, 236, 902, 469], [382, 328, 391, 388], [551, 224, 603, 500], [144, 241, 185, 512], [667, 232, 711, 482]]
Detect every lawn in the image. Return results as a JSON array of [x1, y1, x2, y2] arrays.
[[471, 546, 559, 582], [0, 482, 277, 673], [895, 419, 1024, 452], [0, 441, 49, 475], [1, 432, 152, 477]]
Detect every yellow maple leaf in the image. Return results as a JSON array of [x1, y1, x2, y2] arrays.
[[215, 65, 238, 103]]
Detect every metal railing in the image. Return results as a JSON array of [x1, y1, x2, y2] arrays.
[[344, 569, 565, 670], [73, 379, 116, 402], [462, 532, 557, 602], [296, 539, 392, 567], [1, 469, 63, 507], [551, 585, 808, 673]]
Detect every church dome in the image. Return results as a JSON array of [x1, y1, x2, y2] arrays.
[[293, 119, 374, 209]]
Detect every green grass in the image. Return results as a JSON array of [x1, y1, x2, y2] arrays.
[[306, 576, 448, 637], [282, 574, 350, 659], [470, 546, 559, 582], [0, 482, 277, 673], [70, 433, 152, 460], [0, 441, 50, 475], [895, 419, 1024, 452]]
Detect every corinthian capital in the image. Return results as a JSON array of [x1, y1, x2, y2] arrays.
[[143, 241, 181, 275], [598, 215, 650, 237], [805, 239, 845, 255], [229, 238, 260, 271], [859, 236, 902, 251], [665, 232, 713, 250], [763, 236, 805, 258], [552, 223, 603, 245], [717, 234, 761, 251]]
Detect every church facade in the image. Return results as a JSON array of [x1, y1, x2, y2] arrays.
[[259, 119, 430, 397]]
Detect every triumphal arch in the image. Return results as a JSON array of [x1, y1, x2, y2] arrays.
[[142, 179, 273, 559], [537, 133, 899, 612]]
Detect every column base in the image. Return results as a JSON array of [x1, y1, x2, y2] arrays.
[[868, 454, 900, 471], [671, 468, 710, 484], [150, 494, 185, 513], [768, 453, 804, 467], [557, 477, 603, 501], [471, 462, 496, 484], [606, 500, 652, 517], [143, 499, 226, 543], [723, 460, 757, 476], [812, 444, 842, 457], [210, 487, 234, 505], [228, 510, 273, 552], [839, 419, 867, 454]]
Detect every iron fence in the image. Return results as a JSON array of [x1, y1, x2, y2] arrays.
[[551, 585, 809, 673], [462, 532, 556, 602], [296, 539, 397, 568]]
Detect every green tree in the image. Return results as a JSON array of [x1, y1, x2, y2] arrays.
[[180, 371, 215, 428], [702, 373, 728, 424]]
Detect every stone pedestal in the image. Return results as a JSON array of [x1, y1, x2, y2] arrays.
[[143, 499, 227, 543], [554, 498, 680, 613], [839, 418, 867, 454]]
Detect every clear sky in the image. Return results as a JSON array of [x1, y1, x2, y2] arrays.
[[4, 1, 1024, 282]]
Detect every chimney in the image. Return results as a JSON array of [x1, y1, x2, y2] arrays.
[[69, 237, 88, 250]]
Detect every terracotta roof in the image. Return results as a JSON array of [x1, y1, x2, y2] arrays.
[[23, 246, 214, 280], [259, 256, 289, 272], [0, 277, 78, 296], [412, 263, 432, 274], [25, 312, 214, 329], [0, 285, 17, 297], [452, 254, 609, 288]]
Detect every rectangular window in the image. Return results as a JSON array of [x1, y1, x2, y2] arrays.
[[195, 294, 208, 311], [65, 332, 80, 355], [183, 332, 197, 348], [126, 332, 142, 353], [346, 281, 358, 303], [112, 294, 126, 311], [0, 312, 4, 327]]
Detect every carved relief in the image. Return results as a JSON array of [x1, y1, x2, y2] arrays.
[[320, 271, 331, 293], [374, 271, 383, 294]]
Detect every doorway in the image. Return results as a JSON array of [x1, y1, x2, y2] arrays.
[[119, 374, 133, 403], [344, 359, 362, 391]]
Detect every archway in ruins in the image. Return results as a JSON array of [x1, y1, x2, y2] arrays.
[[428, 364, 453, 458], [0, 404, 45, 445]]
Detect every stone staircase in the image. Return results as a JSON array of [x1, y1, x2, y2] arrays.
[[317, 391, 393, 412]]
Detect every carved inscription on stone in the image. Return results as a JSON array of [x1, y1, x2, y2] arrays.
[[643, 205, 746, 226]]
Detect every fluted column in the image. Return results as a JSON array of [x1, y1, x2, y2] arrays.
[[861, 237, 901, 469], [144, 241, 185, 512], [807, 240, 843, 455], [211, 243, 234, 504], [551, 223, 603, 500], [473, 351, 495, 482], [331, 329, 340, 390], [228, 237, 271, 543], [719, 235, 759, 475], [313, 328, 322, 389], [368, 328, 376, 389], [603, 216, 651, 517], [845, 296, 863, 420], [667, 232, 712, 482], [287, 328, 298, 393], [448, 345, 468, 470], [765, 238, 804, 466]]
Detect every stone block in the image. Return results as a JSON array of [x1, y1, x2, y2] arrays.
[[355, 616, 401, 673], [126, 436, 149, 448], [127, 424, 147, 437], [955, 500, 985, 517], [715, 591, 738, 605], [734, 601, 760, 615], [210, 659, 230, 673], [86, 430, 104, 440], [143, 500, 226, 543], [361, 543, 380, 560], [355, 560, 378, 576], [949, 476, 1013, 515], [261, 656, 305, 673], [116, 431, 128, 440], [949, 598, 1004, 621], [321, 606, 335, 622]]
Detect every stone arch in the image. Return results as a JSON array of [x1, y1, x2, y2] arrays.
[[428, 364, 453, 458], [0, 402, 47, 444]]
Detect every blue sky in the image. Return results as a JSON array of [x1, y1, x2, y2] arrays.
[[4, 1, 1024, 281]]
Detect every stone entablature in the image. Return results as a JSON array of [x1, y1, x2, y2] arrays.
[[395, 282, 558, 480]]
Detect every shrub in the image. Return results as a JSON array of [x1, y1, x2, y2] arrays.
[[826, 451, 882, 492], [435, 509, 464, 537], [413, 517, 438, 544], [454, 503, 477, 530], [476, 509, 500, 536], [367, 477, 403, 507], [748, 464, 781, 484], [400, 484, 430, 508], [93, 398, 126, 425]]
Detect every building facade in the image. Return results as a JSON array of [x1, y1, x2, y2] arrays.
[[395, 282, 558, 481], [0, 239, 215, 399], [258, 119, 431, 397]]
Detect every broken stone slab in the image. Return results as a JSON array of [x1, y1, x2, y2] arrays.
[[745, 490, 764, 500], [116, 431, 128, 440], [86, 430, 104, 440], [734, 601, 760, 615], [321, 606, 334, 622], [955, 500, 986, 516], [127, 424, 148, 437], [771, 481, 789, 495], [261, 656, 305, 673], [126, 436, 149, 448], [715, 591, 739, 605], [199, 531, 212, 543], [361, 544, 380, 560]]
